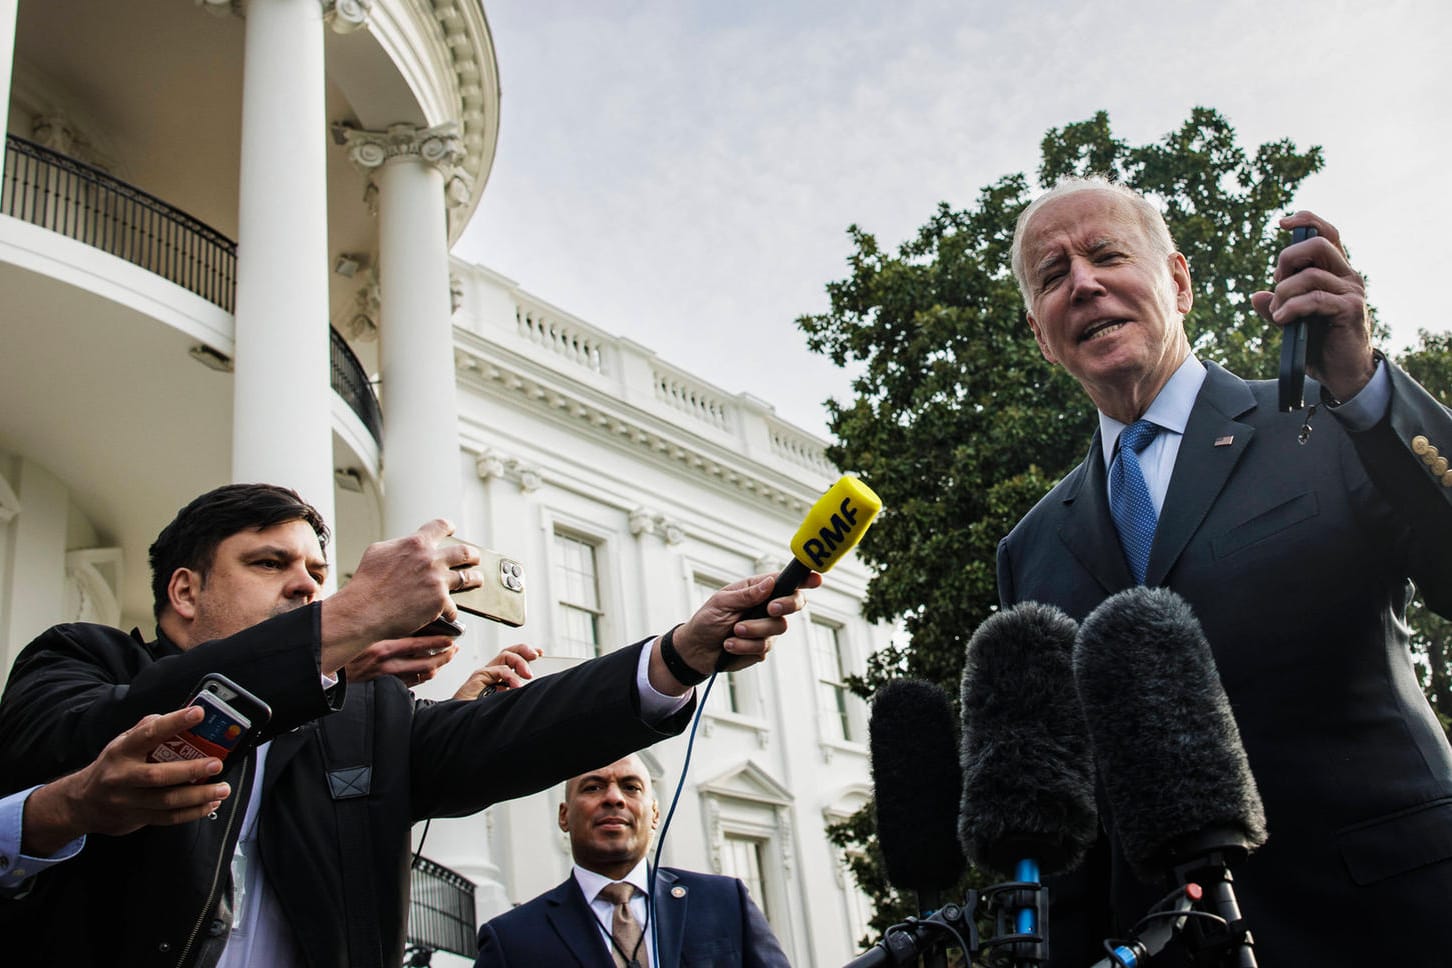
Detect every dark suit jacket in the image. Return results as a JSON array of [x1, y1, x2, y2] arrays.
[[0, 606, 692, 968], [998, 360, 1452, 967], [474, 867, 790, 968]]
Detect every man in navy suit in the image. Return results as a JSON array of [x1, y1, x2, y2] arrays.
[[475, 753, 788, 968], [998, 178, 1452, 966]]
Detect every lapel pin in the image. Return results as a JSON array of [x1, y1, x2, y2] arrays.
[[1214, 435, 1234, 447], [671, 886, 686, 898]]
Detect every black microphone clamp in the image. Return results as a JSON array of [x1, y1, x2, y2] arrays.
[[841, 897, 981, 968], [1170, 853, 1257, 968], [842, 879, 1052, 968]]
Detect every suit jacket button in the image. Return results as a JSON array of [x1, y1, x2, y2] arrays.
[[1413, 435, 1432, 455], [1434, 457, 1450, 477], [1443, 470, 1452, 488], [1423, 446, 1441, 466]]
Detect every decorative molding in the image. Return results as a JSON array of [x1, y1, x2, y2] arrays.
[[473, 448, 542, 493], [704, 800, 724, 874], [475, 448, 506, 482], [628, 508, 655, 538], [778, 808, 795, 879], [449, 273, 464, 316], [430, 0, 492, 172], [343, 275, 380, 342], [332, 122, 473, 210], [194, 0, 240, 17], [63, 548, 124, 627], [323, 0, 372, 33], [753, 552, 784, 574], [454, 346, 814, 516], [628, 508, 685, 545], [517, 464, 543, 494]]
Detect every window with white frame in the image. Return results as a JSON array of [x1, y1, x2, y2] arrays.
[[810, 617, 862, 743], [699, 766, 797, 954], [721, 833, 771, 920], [554, 530, 604, 658]]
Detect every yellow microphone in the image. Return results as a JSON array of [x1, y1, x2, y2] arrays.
[[741, 475, 883, 624]]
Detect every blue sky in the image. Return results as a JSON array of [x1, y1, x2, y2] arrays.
[[457, 0, 1452, 438]]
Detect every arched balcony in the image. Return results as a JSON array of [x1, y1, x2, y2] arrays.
[[2, 133, 382, 446]]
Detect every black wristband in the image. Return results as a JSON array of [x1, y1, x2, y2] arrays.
[[659, 624, 709, 687]]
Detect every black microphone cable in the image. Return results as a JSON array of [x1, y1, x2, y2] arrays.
[[647, 667, 722, 968]]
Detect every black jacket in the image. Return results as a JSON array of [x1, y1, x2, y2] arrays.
[[0, 605, 692, 968], [999, 361, 1452, 966]]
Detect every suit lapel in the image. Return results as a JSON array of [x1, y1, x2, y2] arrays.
[[1057, 433, 1135, 594], [546, 879, 616, 968], [652, 868, 686, 968], [1145, 363, 1257, 585]]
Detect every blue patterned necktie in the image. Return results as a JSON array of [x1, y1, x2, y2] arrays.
[[1110, 419, 1160, 584]]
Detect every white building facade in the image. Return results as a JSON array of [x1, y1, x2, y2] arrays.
[[0, 2, 884, 964]]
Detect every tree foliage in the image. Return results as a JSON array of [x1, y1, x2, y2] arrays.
[[800, 107, 1323, 696], [807, 107, 1452, 949]]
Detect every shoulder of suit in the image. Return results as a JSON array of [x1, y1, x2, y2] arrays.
[[482, 878, 575, 927]]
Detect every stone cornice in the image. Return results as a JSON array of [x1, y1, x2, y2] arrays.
[[453, 337, 816, 517]]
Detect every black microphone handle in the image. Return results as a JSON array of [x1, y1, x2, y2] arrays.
[[719, 558, 813, 672], [741, 558, 813, 620]]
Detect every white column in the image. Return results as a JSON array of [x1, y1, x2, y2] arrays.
[[337, 122, 509, 912], [230, 0, 335, 536], [0, 0, 17, 142], [336, 123, 469, 536]]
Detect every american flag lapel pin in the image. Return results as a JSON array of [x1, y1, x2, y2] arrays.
[[1214, 435, 1235, 447]]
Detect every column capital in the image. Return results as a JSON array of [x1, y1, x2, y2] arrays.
[[332, 121, 473, 210], [196, 0, 368, 29], [323, 0, 372, 32]]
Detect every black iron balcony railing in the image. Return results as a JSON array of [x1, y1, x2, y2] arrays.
[[331, 326, 383, 444], [406, 855, 479, 962], [2, 134, 237, 310], [2, 134, 383, 447]]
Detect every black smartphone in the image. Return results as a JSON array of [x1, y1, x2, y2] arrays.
[[412, 614, 465, 637], [1277, 225, 1320, 412], [146, 673, 272, 772]]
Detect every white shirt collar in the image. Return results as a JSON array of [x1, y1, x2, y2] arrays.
[[1099, 354, 1207, 467], [573, 857, 651, 903]]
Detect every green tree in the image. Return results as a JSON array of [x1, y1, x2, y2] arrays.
[[808, 106, 1324, 944]]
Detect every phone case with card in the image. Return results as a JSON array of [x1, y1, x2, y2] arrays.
[[147, 673, 271, 770]]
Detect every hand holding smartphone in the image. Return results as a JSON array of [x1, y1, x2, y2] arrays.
[[146, 674, 271, 773], [409, 536, 528, 637]]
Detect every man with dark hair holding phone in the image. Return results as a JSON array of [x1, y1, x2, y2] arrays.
[[998, 178, 1452, 965], [0, 482, 815, 968], [475, 753, 788, 968]]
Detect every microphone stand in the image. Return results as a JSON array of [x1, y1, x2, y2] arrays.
[[1170, 838, 1257, 968], [842, 875, 1054, 968], [916, 889, 948, 968]]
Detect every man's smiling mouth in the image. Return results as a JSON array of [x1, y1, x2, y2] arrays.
[[1080, 319, 1128, 342]]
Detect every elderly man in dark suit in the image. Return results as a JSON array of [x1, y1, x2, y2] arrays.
[[997, 177, 1452, 966], [475, 752, 788, 968]]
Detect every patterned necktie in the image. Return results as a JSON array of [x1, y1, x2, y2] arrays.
[[1110, 419, 1160, 584], [598, 881, 649, 968]]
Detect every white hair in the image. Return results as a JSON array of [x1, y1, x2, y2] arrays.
[[1010, 177, 1178, 311]]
